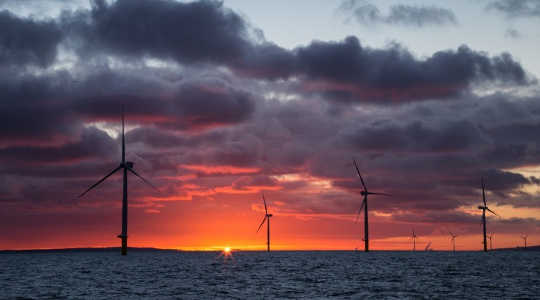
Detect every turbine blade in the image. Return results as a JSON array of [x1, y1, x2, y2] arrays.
[[368, 192, 391, 196], [486, 207, 498, 216], [352, 159, 367, 191], [122, 105, 125, 164], [449, 231, 454, 237], [262, 193, 268, 214], [354, 199, 366, 223], [256, 216, 267, 233], [481, 177, 487, 207], [128, 168, 159, 191], [78, 165, 122, 198]]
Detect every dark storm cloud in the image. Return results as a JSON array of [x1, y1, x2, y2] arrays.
[[0, 127, 116, 164], [480, 169, 533, 192], [342, 120, 483, 153], [293, 38, 529, 101], [487, 0, 540, 18], [283, 90, 540, 212], [339, 0, 457, 27], [0, 72, 78, 145], [67, 0, 250, 64], [0, 67, 255, 148], [126, 127, 227, 150], [234, 42, 296, 80], [0, 10, 62, 67], [74, 81, 255, 130], [169, 85, 254, 129], [486, 121, 540, 144], [58, 0, 530, 102], [237, 37, 531, 102]]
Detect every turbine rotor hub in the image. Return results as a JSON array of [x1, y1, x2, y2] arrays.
[[267, 214, 273, 217], [125, 161, 134, 168]]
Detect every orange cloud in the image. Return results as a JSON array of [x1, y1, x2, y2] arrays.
[[181, 164, 260, 175]]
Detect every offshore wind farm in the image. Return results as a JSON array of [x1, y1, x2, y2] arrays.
[[1, 0, 540, 298]]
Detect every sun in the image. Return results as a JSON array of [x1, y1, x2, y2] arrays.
[[221, 247, 233, 259]]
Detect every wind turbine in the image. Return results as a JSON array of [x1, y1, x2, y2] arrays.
[[479, 178, 497, 252], [353, 159, 391, 252], [78, 108, 158, 255], [411, 229, 417, 252], [256, 193, 273, 252], [449, 231, 457, 252], [425, 241, 432, 251], [521, 234, 528, 249], [488, 233, 494, 250]]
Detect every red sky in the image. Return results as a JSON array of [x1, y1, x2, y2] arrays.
[[1, 166, 537, 251]]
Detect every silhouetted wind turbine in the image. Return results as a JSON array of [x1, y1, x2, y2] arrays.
[[487, 233, 494, 250], [353, 159, 391, 252], [449, 231, 457, 252], [521, 234, 528, 249], [256, 193, 273, 252], [78, 108, 158, 255], [411, 229, 417, 252], [425, 241, 432, 251], [479, 178, 497, 252]]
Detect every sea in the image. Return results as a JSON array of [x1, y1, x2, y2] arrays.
[[1, 250, 539, 299]]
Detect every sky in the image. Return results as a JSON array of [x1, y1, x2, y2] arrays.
[[1, 0, 540, 251]]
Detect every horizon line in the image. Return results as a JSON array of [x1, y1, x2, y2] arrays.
[[1, 245, 539, 252]]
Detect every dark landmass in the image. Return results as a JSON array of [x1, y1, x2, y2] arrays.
[[0, 247, 181, 254], [492, 245, 540, 251]]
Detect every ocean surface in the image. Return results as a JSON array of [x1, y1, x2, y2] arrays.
[[1, 250, 539, 299]]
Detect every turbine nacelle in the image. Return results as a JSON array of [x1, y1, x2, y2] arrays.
[[266, 214, 273, 217], [123, 161, 134, 168], [478, 205, 486, 210]]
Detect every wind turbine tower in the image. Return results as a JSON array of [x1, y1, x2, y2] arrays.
[[479, 178, 497, 252], [412, 229, 417, 252], [521, 234, 528, 249], [488, 233, 494, 250], [353, 159, 391, 252], [256, 193, 273, 252], [78, 108, 158, 255], [449, 231, 457, 252]]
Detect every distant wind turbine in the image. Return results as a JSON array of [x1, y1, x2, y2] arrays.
[[479, 178, 497, 252], [411, 229, 417, 252], [449, 231, 457, 252], [256, 193, 273, 252], [425, 241, 432, 251], [353, 159, 391, 252], [78, 108, 159, 255], [521, 234, 528, 249], [488, 233, 494, 250]]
